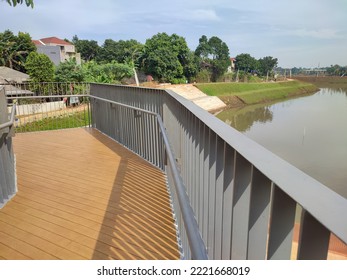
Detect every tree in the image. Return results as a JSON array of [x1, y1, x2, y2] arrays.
[[25, 52, 54, 82], [141, 33, 192, 83], [235, 53, 259, 73], [82, 60, 133, 83], [195, 35, 211, 59], [97, 39, 143, 64], [258, 56, 278, 76], [55, 59, 85, 82], [72, 35, 100, 62], [5, 0, 33, 7], [0, 30, 36, 72], [195, 35, 230, 82]]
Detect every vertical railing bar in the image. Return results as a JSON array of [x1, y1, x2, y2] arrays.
[[221, 145, 235, 260], [247, 168, 272, 260], [267, 185, 296, 260], [231, 153, 253, 260], [214, 137, 225, 259]]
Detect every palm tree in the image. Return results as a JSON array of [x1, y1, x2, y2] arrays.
[[0, 40, 28, 69]]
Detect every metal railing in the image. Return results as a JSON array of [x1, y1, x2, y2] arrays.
[[0, 87, 17, 209], [3, 82, 347, 259], [89, 94, 208, 259], [90, 83, 347, 260]]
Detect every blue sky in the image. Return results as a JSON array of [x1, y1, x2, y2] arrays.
[[1, 0, 346, 68]]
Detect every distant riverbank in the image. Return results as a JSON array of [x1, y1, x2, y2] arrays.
[[294, 76, 347, 91], [195, 80, 318, 108]]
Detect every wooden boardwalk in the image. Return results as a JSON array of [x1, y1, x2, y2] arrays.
[[0, 128, 180, 260]]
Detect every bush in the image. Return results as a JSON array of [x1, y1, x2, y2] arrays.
[[195, 69, 211, 83], [170, 77, 187, 84]]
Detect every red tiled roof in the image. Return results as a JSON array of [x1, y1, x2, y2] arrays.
[[39, 37, 72, 46], [32, 40, 44, 46]]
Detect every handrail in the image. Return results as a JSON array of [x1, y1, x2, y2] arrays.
[[89, 95, 208, 259], [156, 115, 208, 259], [165, 89, 347, 245], [0, 104, 16, 131]]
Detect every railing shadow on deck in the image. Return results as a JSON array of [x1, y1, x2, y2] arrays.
[[86, 129, 179, 260]]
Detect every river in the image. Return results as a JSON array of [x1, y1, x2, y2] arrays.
[[217, 88, 347, 199]]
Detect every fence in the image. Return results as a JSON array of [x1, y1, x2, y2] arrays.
[[3, 82, 347, 259], [3, 82, 90, 133], [90, 83, 347, 260], [0, 87, 17, 209]]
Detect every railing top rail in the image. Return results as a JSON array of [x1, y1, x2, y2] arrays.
[[90, 82, 166, 92], [0, 103, 16, 131], [165, 89, 347, 244]]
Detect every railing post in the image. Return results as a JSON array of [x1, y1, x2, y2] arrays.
[[0, 87, 17, 208], [267, 186, 296, 259], [297, 210, 330, 260]]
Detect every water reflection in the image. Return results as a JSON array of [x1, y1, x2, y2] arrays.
[[218, 105, 273, 132], [217, 88, 347, 198]]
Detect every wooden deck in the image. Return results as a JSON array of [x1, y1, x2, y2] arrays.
[[0, 128, 180, 260]]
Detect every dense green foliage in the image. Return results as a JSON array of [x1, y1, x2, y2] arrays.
[[141, 33, 195, 83], [195, 35, 230, 82], [97, 38, 143, 65], [82, 60, 133, 83], [258, 56, 278, 76], [235, 53, 259, 73], [25, 52, 54, 82], [0, 26, 287, 84], [55, 60, 85, 82], [0, 30, 36, 72], [72, 35, 100, 61]]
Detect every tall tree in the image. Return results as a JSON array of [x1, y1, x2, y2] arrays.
[[195, 35, 230, 82], [0, 30, 36, 72], [25, 52, 54, 82], [258, 56, 278, 76], [235, 53, 259, 73], [72, 35, 100, 62], [97, 39, 143, 64], [141, 32, 192, 83], [6, 0, 33, 7]]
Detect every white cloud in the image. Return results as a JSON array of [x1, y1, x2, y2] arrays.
[[189, 9, 221, 21], [290, 28, 341, 39]]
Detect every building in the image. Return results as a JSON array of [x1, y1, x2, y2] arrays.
[[33, 37, 81, 66], [0, 66, 30, 83], [227, 57, 236, 73]]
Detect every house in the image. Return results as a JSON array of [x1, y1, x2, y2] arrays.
[[33, 37, 81, 66], [0, 67, 33, 100], [0, 66, 30, 83], [227, 57, 236, 73]]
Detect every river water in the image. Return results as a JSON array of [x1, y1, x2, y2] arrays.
[[217, 88, 347, 198]]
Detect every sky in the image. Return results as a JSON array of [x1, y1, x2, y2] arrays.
[[1, 0, 347, 68]]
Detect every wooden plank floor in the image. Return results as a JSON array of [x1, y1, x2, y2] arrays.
[[0, 128, 180, 260]]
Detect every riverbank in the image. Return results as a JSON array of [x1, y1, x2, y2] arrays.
[[196, 80, 319, 108], [294, 76, 347, 90]]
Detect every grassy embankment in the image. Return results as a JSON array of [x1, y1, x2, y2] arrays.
[[196, 80, 319, 107]]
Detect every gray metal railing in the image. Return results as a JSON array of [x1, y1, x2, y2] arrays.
[[90, 83, 347, 260], [0, 87, 17, 208], [3, 82, 346, 259], [89, 94, 208, 259]]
